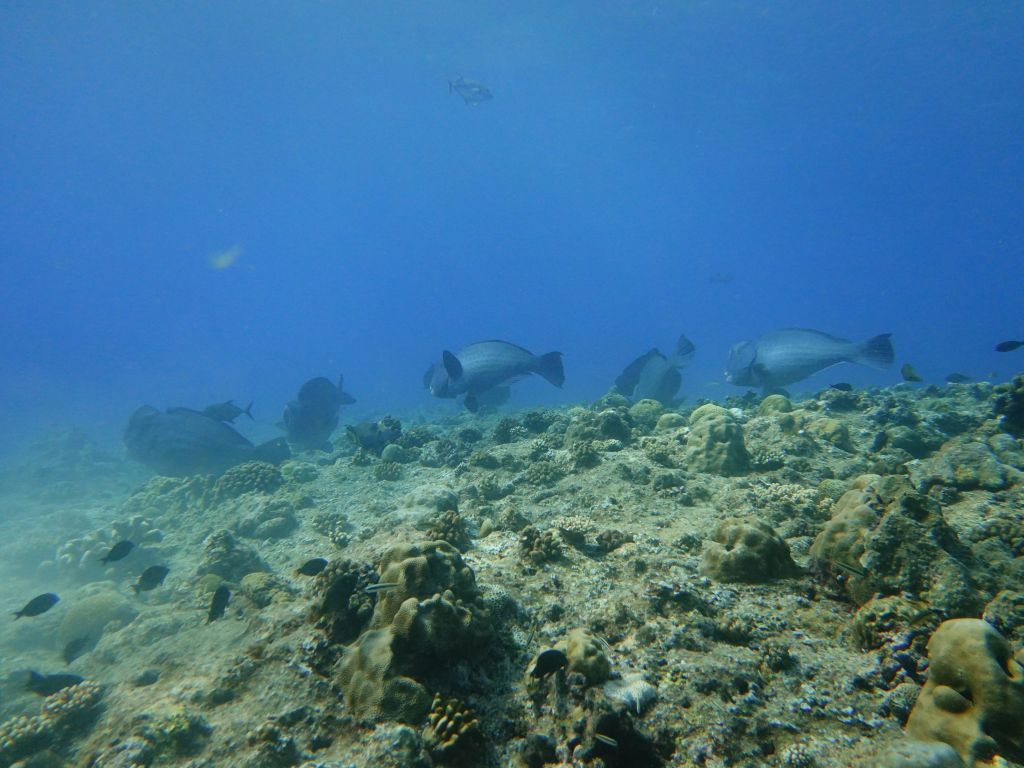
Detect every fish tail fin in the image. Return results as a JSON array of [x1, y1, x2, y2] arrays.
[[244, 401, 254, 420], [536, 352, 565, 388], [669, 334, 696, 367], [855, 333, 895, 370]]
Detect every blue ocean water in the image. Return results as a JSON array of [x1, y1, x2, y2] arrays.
[[1, 2, 1022, 454]]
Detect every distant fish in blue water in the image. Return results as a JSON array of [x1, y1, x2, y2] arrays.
[[945, 372, 972, 384], [901, 363, 923, 382], [996, 340, 1024, 352], [282, 375, 356, 451], [726, 329, 894, 390], [203, 400, 253, 424], [615, 334, 695, 406], [13, 593, 59, 619], [448, 75, 492, 105], [424, 340, 564, 412], [124, 406, 290, 476]]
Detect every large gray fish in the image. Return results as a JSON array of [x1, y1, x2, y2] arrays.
[[424, 340, 564, 412], [725, 328, 894, 390], [448, 75, 492, 105], [282, 375, 355, 451], [615, 334, 695, 406], [124, 406, 290, 476]]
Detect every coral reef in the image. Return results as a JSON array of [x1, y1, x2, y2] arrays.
[[422, 694, 482, 763], [700, 517, 797, 583], [0, 681, 103, 765], [54, 514, 163, 571], [684, 404, 750, 475], [336, 542, 494, 724], [906, 618, 1024, 766], [564, 628, 611, 685], [196, 529, 268, 581], [211, 460, 283, 501]]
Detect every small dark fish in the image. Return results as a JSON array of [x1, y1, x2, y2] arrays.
[[829, 382, 853, 392], [203, 400, 253, 423], [132, 565, 170, 593], [13, 593, 59, 619], [594, 734, 619, 749], [995, 340, 1024, 353], [100, 540, 135, 565], [295, 558, 329, 576], [901, 363, 923, 382], [448, 74, 493, 105], [25, 671, 83, 696], [62, 636, 90, 664], [365, 582, 401, 594], [529, 648, 568, 678], [944, 373, 972, 384], [207, 585, 231, 623]]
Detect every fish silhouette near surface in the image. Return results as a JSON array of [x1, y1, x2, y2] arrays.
[[448, 75, 492, 105], [424, 340, 564, 413], [615, 334, 696, 406], [282, 375, 356, 451], [725, 328, 894, 391], [202, 400, 253, 423], [996, 340, 1024, 353], [125, 406, 290, 477]]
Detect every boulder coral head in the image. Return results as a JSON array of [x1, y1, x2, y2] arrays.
[[905, 618, 1024, 766]]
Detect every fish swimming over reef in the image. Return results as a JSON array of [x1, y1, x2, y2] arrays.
[[100, 540, 134, 565], [125, 406, 290, 477], [614, 334, 695, 406], [202, 400, 253, 423], [945, 372, 972, 384], [996, 340, 1024, 353], [424, 340, 564, 412], [448, 75, 492, 105], [207, 585, 230, 623], [25, 671, 83, 696], [282, 375, 355, 451], [725, 329, 894, 390], [132, 565, 169, 593], [13, 593, 59, 619], [901, 363, 923, 382]]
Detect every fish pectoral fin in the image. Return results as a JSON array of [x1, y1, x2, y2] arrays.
[[442, 350, 463, 380], [464, 394, 479, 412]]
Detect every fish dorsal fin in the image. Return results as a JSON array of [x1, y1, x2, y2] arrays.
[[443, 351, 463, 380]]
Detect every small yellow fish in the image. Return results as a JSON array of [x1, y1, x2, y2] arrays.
[[208, 244, 243, 271]]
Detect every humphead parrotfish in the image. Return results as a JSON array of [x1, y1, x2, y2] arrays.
[[725, 328, 894, 390], [424, 340, 564, 412], [282, 375, 356, 451], [615, 334, 695, 406], [124, 406, 290, 476]]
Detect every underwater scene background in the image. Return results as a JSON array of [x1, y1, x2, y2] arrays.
[[1, 3, 1023, 767]]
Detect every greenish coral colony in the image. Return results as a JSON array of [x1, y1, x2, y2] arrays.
[[7, 378, 1024, 767]]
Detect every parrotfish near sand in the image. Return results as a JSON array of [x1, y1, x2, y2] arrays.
[[726, 328, 894, 391], [615, 334, 696, 406]]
